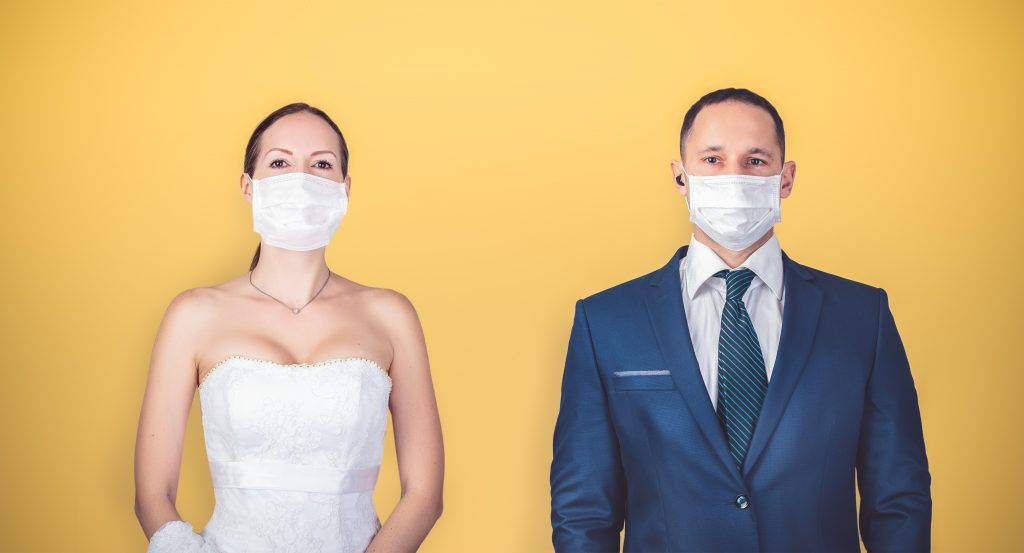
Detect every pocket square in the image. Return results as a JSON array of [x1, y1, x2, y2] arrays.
[[613, 370, 670, 377], [611, 370, 676, 391]]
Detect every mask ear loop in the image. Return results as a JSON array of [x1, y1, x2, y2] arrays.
[[773, 165, 785, 224]]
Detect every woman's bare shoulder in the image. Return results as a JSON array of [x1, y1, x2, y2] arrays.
[[335, 276, 418, 325], [161, 274, 248, 323], [364, 287, 420, 331]]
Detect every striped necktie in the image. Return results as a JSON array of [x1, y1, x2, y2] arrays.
[[714, 267, 767, 471]]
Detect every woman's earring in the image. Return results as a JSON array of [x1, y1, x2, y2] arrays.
[[675, 175, 684, 185]]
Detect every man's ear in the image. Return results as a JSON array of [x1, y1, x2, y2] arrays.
[[670, 159, 687, 196], [780, 160, 796, 199], [240, 173, 253, 204]]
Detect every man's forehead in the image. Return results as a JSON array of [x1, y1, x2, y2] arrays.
[[691, 104, 774, 133], [685, 102, 780, 156]]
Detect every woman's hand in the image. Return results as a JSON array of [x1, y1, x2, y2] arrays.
[[146, 520, 219, 552]]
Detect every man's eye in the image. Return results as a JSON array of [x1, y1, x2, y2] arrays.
[[314, 160, 333, 170], [703, 156, 720, 164], [269, 159, 288, 168], [749, 158, 765, 166]]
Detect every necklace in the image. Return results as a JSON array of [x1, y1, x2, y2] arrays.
[[248, 267, 331, 315]]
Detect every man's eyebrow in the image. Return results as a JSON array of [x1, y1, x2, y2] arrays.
[[696, 145, 776, 160]]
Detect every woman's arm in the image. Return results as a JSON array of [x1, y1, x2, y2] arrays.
[[365, 291, 444, 553], [134, 289, 210, 541]]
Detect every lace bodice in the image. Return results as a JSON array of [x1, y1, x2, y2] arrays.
[[188, 355, 391, 553]]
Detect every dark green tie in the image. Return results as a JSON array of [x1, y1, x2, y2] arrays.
[[714, 268, 767, 471]]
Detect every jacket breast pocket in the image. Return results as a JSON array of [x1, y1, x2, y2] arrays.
[[611, 370, 676, 391]]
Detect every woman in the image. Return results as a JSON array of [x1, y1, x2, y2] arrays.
[[133, 103, 444, 553]]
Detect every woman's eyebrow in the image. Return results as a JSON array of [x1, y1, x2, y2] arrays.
[[263, 147, 337, 159], [264, 147, 293, 158]]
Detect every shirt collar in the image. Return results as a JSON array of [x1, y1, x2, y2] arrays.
[[680, 233, 784, 301]]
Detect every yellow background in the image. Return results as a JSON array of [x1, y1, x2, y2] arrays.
[[1, 0, 1021, 551]]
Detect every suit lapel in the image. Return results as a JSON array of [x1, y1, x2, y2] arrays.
[[644, 246, 739, 479], [742, 251, 823, 473]]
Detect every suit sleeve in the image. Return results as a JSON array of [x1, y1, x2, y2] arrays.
[[857, 288, 932, 552], [550, 300, 626, 553]]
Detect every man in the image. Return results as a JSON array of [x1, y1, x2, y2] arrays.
[[550, 88, 931, 552]]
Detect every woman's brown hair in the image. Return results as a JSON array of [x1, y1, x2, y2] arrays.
[[243, 103, 349, 271]]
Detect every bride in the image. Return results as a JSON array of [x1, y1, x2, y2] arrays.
[[133, 103, 444, 552]]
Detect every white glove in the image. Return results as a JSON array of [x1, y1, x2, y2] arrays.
[[146, 520, 220, 553]]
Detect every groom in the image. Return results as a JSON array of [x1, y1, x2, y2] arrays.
[[550, 88, 931, 552]]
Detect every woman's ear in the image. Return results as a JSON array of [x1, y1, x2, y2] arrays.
[[344, 174, 352, 198], [240, 173, 253, 204], [780, 160, 796, 199]]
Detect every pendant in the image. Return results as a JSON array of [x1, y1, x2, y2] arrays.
[[292, 307, 300, 314]]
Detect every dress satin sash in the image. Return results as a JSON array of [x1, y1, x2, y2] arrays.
[[210, 460, 380, 495]]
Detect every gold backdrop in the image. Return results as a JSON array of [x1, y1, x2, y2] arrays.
[[0, 0, 1021, 551]]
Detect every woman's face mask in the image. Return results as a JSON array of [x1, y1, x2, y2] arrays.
[[246, 171, 348, 251]]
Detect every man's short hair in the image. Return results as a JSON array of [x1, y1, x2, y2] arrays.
[[679, 88, 786, 162]]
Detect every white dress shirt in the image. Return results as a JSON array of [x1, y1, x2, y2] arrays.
[[679, 233, 785, 409]]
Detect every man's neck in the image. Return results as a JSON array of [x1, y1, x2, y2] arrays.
[[693, 228, 775, 269]]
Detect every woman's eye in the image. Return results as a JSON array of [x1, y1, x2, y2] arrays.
[[269, 159, 288, 168], [313, 160, 333, 170]]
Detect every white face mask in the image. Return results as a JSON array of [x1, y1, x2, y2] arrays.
[[682, 167, 783, 252], [246, 171, 348, 251]]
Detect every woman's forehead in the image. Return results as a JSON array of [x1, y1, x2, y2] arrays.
[[261, 112, 340, 154]]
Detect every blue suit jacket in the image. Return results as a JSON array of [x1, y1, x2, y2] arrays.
[[551, 246, 931, 552]]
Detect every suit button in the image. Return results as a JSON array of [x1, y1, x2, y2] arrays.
[[735, 494, 750, 510]]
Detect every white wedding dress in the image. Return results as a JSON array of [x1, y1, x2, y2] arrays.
[[147, 355, 392, 553]]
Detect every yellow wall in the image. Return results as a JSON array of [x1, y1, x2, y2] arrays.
[[1, 0, 1020, 551]]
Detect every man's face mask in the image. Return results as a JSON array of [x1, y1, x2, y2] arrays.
[[681, 167, 783, 251]]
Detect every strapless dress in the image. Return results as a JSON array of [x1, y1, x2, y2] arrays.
[[147, 355, 392, 553]]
